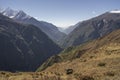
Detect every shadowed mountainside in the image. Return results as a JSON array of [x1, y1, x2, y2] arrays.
[[1, 8, 66, 44], [0, 13, 62, 71]]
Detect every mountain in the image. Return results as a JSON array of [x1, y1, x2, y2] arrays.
[[37, 29, 120, 80], [109, 9, 120, 13], [63, 23, 80, 34], [1, 8, 66, 44], [58, 27, 65, 33], [1, 7, 18, 18], [13, 10, 31, 20], [64, 26, 76, 34], [61, 10, 120, 48], [0, 13, 62, 72], [58, 24, 79, 35]]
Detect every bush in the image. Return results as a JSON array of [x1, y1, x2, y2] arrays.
[[90, 56, 94, 59], [81, 76, 94, 80], [0, 72, 6, 75], [66, 69, 73, 75], [98, 62, 106, 67]]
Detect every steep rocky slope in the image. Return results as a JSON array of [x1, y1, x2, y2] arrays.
[[61, 12, 120, 48], [1, 8, 66, 44], [0, 14, 62, 71]]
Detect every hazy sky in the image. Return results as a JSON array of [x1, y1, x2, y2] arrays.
[[0, 0, 120, 28]]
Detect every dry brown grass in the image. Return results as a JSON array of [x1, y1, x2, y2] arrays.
[[0, 43, 119, 80], [0, 71, 65, 80], [43, 43, 120, 80]]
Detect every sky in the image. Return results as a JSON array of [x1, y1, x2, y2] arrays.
[[0, 0, 120, 28]]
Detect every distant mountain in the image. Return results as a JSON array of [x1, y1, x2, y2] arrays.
[[109, 9, 120, 13], [58, 27, 65, 33], [1, 7, 18, 18], [58, 24, 79, 35], [63, 26, 76, 34], [61, 11, 120, 48], [13, 10, 31, 20], [0, 13, 62, 72], [0, 8, 66, 44], [37, 29, 120, 80], [63, 22, 81, 34]]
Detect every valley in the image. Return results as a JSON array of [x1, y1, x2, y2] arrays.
[[0, 29, 120, 80], [0, 6, 120, 80]]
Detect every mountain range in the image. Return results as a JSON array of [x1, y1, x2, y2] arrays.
[[0, 8, 66, 44], [37, 9, 120, 71], [0, 13, 62, 71], [36, 28, 120, 80], [61, 10, 120, 48], [0, 7, 120, 78]]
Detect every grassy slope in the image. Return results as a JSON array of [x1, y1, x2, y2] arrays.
[[39, 29, 120, 80], [37, 43, 91, 71], [0, 30, 120, 80]]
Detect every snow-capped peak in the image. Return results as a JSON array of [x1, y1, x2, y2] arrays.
[[0, 7, 31, 20], [14, 10, 31, 20], [109, 9, 120, 13], [1, 7, 18, 18]]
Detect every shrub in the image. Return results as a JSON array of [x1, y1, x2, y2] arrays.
[[98, 62, 106, 67], [0, 72, 6, 75], [81, 76, 94, 80], [66, 69, 73, 75], [90, 56, 94, 59]]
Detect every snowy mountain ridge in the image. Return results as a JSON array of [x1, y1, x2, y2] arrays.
[[14, 10, 31, 20], [109, 9, 120, 13], [0, 7, 66, 44], [0, 7, 31, 19]]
